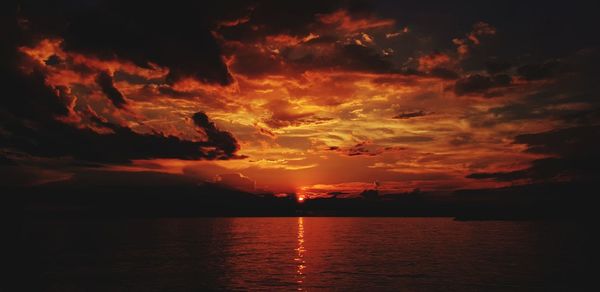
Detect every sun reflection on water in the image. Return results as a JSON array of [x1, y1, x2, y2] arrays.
[[295, 217, 306, 290]]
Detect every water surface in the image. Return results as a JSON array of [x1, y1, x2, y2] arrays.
[[22, 218, 591, 291]]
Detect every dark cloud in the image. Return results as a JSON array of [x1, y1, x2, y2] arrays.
[[44, 55, 62, 66], [155, 85, 199, 99], [466, 169, 527, 182], [261, 99, 315, 128], [17, 0, 596, 88], [333, 44, 395, 73], [348, 142, 378, 156], [377, 1, 598, 62], [216, 1, 371, 42], [517, 60, 564, 81], [561, 108, 600, 125], [393, 110, 426, 119], [0, 155, 16, 166], [327, 142, 381, 156], [113, 71, 162, 85], [454, 73, 511, 96], [337, 141, 402, 156], [1, 40, 242, 167], [95, 71, 127, 109], [328, 191, 349, 198], [4, 110, 242, 164], [488, 102, 547, 122], [515, 126, 599, 158], [300, 43, 395, 73], [378, 136, 434, 143], [477, 50, 600, 126], [17, 1, 236, 85], [467, 126, 600, 182], [485, 59, 512, 74], [228, 46, 286, 77], [216, 173, 256, 191], [449, 133, 474, 146], [429, 67, 459, 79], [0, 165, 71, 186], [304, 35, 339, 45], [192, 112, 240, 156], [232, 40, 397, 77]]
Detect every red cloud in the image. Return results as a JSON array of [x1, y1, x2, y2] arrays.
[[317, 10, 395, 32]]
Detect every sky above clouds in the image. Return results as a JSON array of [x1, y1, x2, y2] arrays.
[[2, 1, 599, 197]]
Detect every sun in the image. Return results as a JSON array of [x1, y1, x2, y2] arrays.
[[297, 196, 305, 203]]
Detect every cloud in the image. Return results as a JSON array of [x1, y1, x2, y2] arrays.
[[18, 1, 234, 85], [50, 111, 242, 163], [429, 67, 460, 79], [454, 73, 511, 96], [5, 1, 600, 194], [334, 44, 395, 73], [229, 39, 397, 77], [0, 165, 72, 186], [468, 22, 497, 45], [254, 124, 277, 138], [475, 50, 600, 126], [95, 71, 127, 108], [515, 125, 599, 157], [449, 133, 474, 146], [517, 60, 564, 80], [263, 99, 314, 128], [327, 140, 405, 157], [327, 191, 349, 198], [452, 21, 496, 57], [317, 9, 395, 32], [218, 3, 405, 78], [215, 173, 255, 191], [417, 53, 452, 72], [485, 59, 512, 74], [1, 50, 243, 165], [217, 2, 339, 42], [467, 126, 600, 182], [466, 170, 528, 182], [192, 112, 240, 156], [393, 110, 427, 119], [347, 141, 380, 156], [378, 136, 434, 143]]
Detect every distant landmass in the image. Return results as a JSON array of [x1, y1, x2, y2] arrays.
[[3, 171, 596, 221]]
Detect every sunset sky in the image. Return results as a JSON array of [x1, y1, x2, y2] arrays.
[[2, 1, 599, 197]]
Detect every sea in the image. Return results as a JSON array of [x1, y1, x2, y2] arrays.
[[17, 217, 593, 291]]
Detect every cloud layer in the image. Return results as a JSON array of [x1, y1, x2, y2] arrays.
[[2, 1, 600, 195]]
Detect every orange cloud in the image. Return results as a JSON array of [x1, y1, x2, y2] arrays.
[[418, 53, 453, 72], [453, 21, 496, 57], [317, 10, 395, 32]]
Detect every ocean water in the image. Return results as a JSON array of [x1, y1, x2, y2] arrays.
[[19, 217, 592, 291]]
